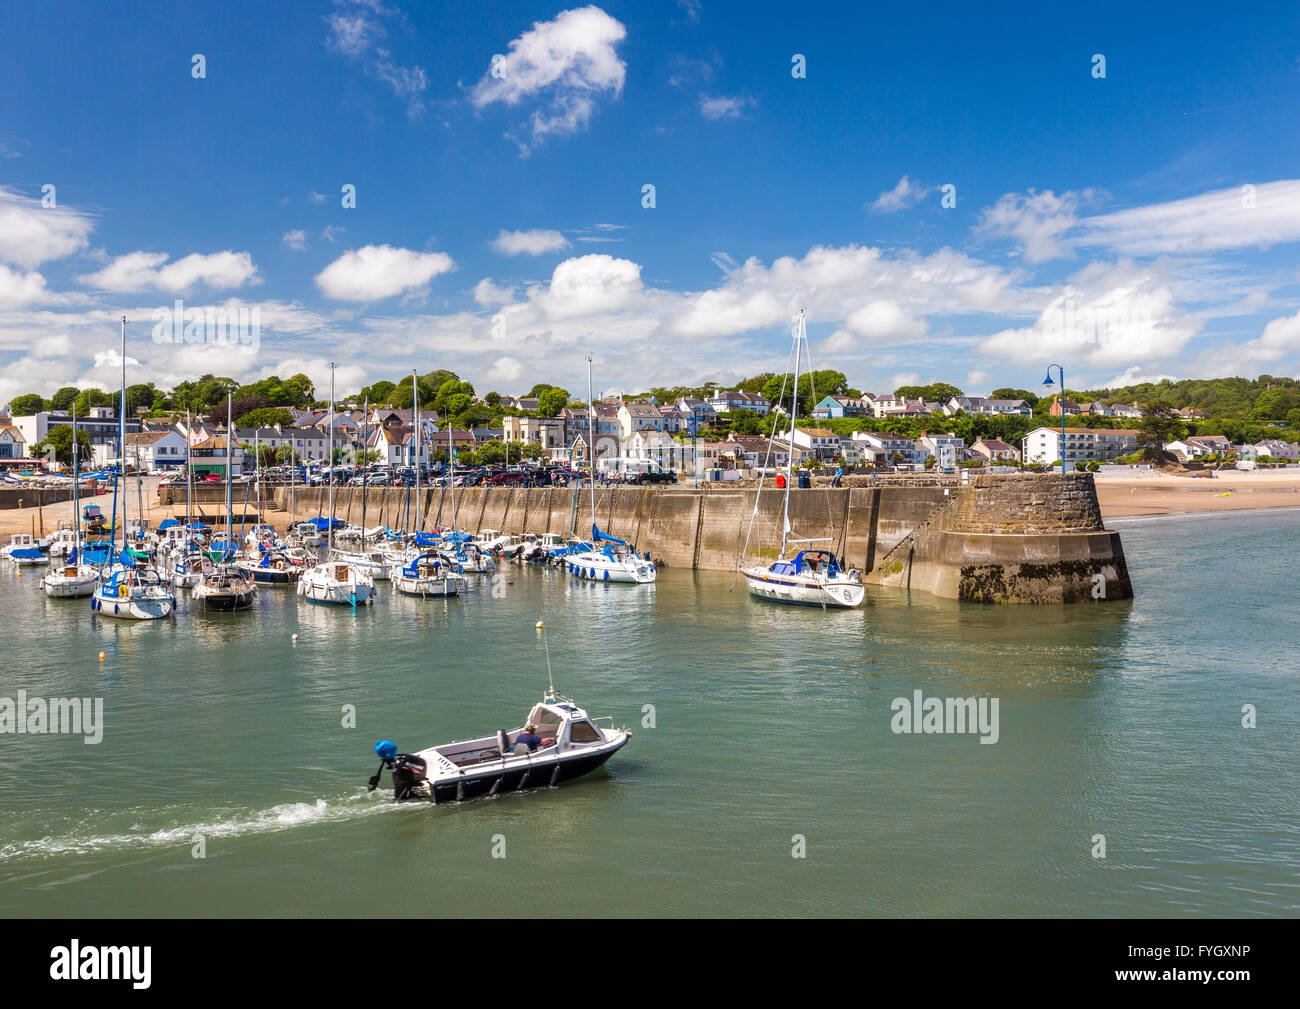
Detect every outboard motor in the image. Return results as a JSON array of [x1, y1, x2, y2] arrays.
[[368, 740, 430, 801]]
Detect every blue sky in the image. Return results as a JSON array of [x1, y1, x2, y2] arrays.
[[2, 0, 1299, 405]]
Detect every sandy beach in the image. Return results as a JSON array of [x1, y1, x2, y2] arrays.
[[1096, 467, 1300, 518]]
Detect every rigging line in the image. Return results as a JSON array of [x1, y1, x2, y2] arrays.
[[732, 336, 797, 589]]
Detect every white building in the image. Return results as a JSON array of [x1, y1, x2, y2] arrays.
[[791, 427, 841, 460], [708, 390, 771, 415], [123, 430, 189, 471], [852, 432, 925, 468], [918, 431, 965, 469], [13, 408, 140, 459], [1022, 427, 1141, 466]]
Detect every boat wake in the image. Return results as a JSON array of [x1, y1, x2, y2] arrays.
[[0, 792, 397, 864]]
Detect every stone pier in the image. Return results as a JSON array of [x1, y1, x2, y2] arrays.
[[260, 472, 1132, 605]]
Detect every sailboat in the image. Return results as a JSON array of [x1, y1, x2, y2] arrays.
[[91, 316, 176, 619], [299, 363, 375, 607], [738, 310, 864, 608], [195, 392, 256, 611], [42, 404, 99, 598], [566, 355, 656, 584]]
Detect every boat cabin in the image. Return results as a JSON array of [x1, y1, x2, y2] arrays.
[[425, 697, 607, 770], [768, 549, 844, 577]]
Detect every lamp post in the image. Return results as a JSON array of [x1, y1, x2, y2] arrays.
[[1042, 364, 1066, 475]]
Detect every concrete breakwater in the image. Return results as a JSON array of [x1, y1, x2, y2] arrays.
[[264, 472, 1131, 605]]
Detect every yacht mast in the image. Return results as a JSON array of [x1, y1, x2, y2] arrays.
[[327, 363, 336, 552], [72, 402, 80, 555], [361, 396, 368, 538], [226, 392, 233, 551], [781, 310, 804, 558], [586, 354, 595, 536], [412, 370, 420, 536]]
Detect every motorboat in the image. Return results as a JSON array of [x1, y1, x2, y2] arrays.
[[194, 564, 257, 611], [740, 548, 865, 608], [298, 558, 375, 606], [392, 551, 464, 598], [91, 566, 175, 620], [2, 533, 44, 563], [367, 687, 629, 804]]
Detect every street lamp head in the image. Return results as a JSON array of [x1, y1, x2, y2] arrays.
[[1042, 370, 1055, 387]]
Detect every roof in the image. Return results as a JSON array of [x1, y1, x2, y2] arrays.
[[974, 437, 1016, 450], [123, 431, 177, 445]]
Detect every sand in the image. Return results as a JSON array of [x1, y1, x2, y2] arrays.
[[1095, 467, 1300, 518]]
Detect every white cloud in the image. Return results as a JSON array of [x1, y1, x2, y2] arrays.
[[975, 261, 1199, 368], [537, 254, 644, 319], [1077, 179, 1300, 256], [473, 278, 515, 307], [314, 245, 456, 301], [490, 228, 570, 256], [870, 176, 929, 214], [308, 191, 328, 205], [325, 3, 385, 59], [282, 229, 309, 251], [699, 94, 753, 120], [0, 186, 95, 269], [0, 265, 48, 307], [471, 6, 627, 150], [485, 355, 525, 385], [322, 225, 344, 243], [976, 189, 1100, 263], [1102, 365, 1178, 388], [79, 251, 259, 293], [1238, 307, 1300, 363]]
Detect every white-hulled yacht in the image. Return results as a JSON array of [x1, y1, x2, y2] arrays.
[[738, 310, 864, 609]]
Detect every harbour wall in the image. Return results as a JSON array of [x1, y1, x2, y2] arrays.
[[263, 473, 1132, 605]]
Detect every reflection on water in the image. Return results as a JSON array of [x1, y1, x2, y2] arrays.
[[0, 512, 1297, 917]]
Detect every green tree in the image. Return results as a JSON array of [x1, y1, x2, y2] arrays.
[[358, 380, 397, 406], [50, 386, 80, 412], [727, 408, 769, 436], [237, 407, 295, 428], [8, 393, 45, 414], [537, 388, 569, 417], [894, 382, 962, 404], [990, 387, 1038, 408], [31, 425, 93, 466], [1138, 399, 1182, 452], [74, 388, 114, 415]]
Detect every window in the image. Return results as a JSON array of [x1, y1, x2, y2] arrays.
[[569, 720, 601, 743]]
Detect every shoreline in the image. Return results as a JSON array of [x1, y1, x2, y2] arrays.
[[1095, 469, 1300, 519]]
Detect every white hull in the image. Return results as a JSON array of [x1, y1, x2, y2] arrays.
[[42, 568, 99, 598], [91, 590, 175, 619], [740, 565, 865, 608], [393, 573, 463, 597], [298, 562, 375, 606], [567, 551, 656, 584]]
